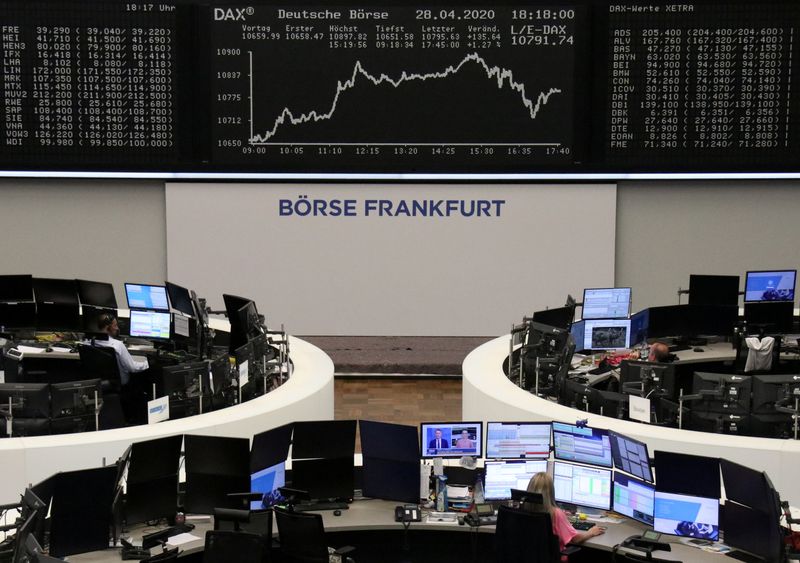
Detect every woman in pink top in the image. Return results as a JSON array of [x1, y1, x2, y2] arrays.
[[525, 472, 605, 554]]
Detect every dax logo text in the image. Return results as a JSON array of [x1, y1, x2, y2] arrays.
[[214, 7, 254, 21]]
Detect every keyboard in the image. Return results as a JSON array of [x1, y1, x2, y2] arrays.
[[293, 502, 349, 512], [572, 520, 595, 531]]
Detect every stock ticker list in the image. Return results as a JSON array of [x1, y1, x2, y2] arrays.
[[607, 3, 800, 167], [210, 5, 582, 171], [0, 2, 179, 166]]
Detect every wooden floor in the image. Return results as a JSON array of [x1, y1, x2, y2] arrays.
[[334, 376, 462, 452]]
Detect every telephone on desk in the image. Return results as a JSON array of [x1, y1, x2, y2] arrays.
[[394, 505, 421, 522], [464, 503, 497, 526]]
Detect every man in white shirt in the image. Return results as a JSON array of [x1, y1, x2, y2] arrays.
[[95, 314, 149, 385]]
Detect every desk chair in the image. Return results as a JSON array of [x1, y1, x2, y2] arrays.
[[495, 505, 578, 563], [273, 507, 355, 563], [203, 530, 268, 563], [78, 344, 122, 393], [734, 335, 782, 374]]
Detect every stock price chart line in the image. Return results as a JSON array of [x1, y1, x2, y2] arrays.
[[210, 5, 582, 172]]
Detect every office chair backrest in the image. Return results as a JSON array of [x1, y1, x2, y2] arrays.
[[495, 505, 559, 563], [78, 344, 121, 391], [203, 530, 266, 563], [274, 507, 330, 563]]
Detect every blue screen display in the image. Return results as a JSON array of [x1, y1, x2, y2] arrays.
[[744, 270, 796, 302], [125, 283, 169, 311]]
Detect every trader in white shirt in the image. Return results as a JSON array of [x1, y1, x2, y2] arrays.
[[95, 313, 149, 385]]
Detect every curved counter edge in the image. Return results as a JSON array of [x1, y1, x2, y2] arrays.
[[462, 335, 800, 507], [0, 336, 334, 503]]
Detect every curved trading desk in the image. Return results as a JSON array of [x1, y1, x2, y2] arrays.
[[462, 335, 800, 507], [70, 499, 723, 563], [0, 335, 334, 504]]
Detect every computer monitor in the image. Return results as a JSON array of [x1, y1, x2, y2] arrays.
[[76, 279, 117, 309], [291, 457, 354, 502], [210, 354, 234, 402], [722, 501, 782, 562], [552, 461, 612, 511], [0, 274, 33, 303], [692, 372, 752, 415], [124, 283, 169, 311], [688, 412, 750, 436], [125, 435, 183, 526], [485, 421, 551, 459], [184, 435, 250, 514], [619, 360, 677, 401], [654, 451, 720, 498], [531, 306, 574, 330], [420, 421, 482, 458], [720, 459, 778, 515], [129, 310, 171, 340], [484, 460, 549, 501], [608, 430, 653, 483], [292, 419, 357, 460], [612, 473, 654, 526], [582, 319, 631, 351], [33, 278, 80, 331], [160, 362, 211, 415], [744, 301, 795, 333], [685, 304, 739, 337], [745, 270, 796, 302], [165, 281, 195, 317], [589, 389, 629, 420], [250, 461, 286, 510], [0, 383, 50, 418], [569, 320, 585, 351], [582, 287, 631, 320], [360, 420, 419, 463], [654, 491, 719, 541], [688, 275, 740, 307], [360, 420, 420, 503], [251, 423, 294, 475], [628, 309, 649, 346], [223, 294, 263, 353], [50, 378, 101, 418], [552, 422, 612, 468], [646, 305, 687, 339], [751, 374, 800, 414]]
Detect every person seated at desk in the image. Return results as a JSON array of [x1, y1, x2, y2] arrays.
[[648, 341, 674, 363], [525, 472, 604, 558], [94, 314, 149, 385]]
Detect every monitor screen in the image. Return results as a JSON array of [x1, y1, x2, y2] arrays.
[[129, 310, 171, 340], [654, 451, 720, 499], [0, 274, 33, 303], [360, 420, 419, 463], [76, 280, 117, 309], [552, 422, 612, 468], [420, 422, 482, 459], [688, 275, 740, 307], [569, 320, 585, 351], [720, 459, 776, 514], [484, 460, 549, 501], [485, 422, 551, 460], [654, 491, 719, 541], [583, 319, 631, 351], [553, 461, 612, 511], [125, 283, 169, 311], [613, 473, 655, 526], [744, 270, 796, 302], [250, 461, 286, 510], [165, 281, 195, 317], [722, 501, 782, 562], [743, 301, 795, 333], [609, 431, 653, 483], [582, 287, 631, 320], [531, 305, 574, 330], [629, 309, 649, 346]]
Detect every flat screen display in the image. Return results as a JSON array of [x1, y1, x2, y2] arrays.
[[484, 460, 548, 501], [250, 461, 286, 510], [125, 283, 169, 311], [485, 422, 551, 459], [609, 430, 653, 483], [582, 288, 631, 319], [744, 270, 796, 302], [570, 320, 585, 350], [613, 473, 655, 526], [654, 491, 719, 541], [129, 310, 171, 340], [553, 461, 612, 511], [583, 319, 631, 351], [552, 422, 612, 468], [420, 422, 482, 459]]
